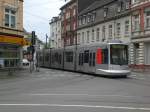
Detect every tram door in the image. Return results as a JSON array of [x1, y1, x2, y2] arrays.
[[83, 50, 90, 73], [88, 48, 96, 73]]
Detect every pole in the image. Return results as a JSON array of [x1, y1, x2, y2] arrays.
[[46, 34, 48, 49]]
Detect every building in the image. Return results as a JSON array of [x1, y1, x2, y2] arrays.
[[49, 16, 62, 48], [77, 0, 131, 45], [0, 0, 24, 69], [130, 0, 150, 71], [60, 0, 77, 47]]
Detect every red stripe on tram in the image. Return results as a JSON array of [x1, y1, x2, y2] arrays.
[[97, 49, 102, 64]]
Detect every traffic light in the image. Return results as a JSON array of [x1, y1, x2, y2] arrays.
[[31, 31, 36, 45]]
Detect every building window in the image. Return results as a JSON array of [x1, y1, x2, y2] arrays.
[[79, 18, 82, 26], [133, 14, 140, 31], [145, 11, 150, 28], [125, 20, 130, 35], [73, 22, 76, 30], [82, 32, 85, 44], [102, 26, 106, 41], [96, 28, 100, 41], [104, 8, 108, 18], [87, 31, 90, 43], [126, 2, 130, 9], [91, 12, 96, 22], [92, 29, 95, 42], [5, 8, 16, 28], [81, 17, 86, 25], [87, 15, 91, 23], [117, 1, 123, 12], [73, 8, 76, 16], [116, 23, 121, 37], [78, 33, 80, 44], [66, 11, 70, 19], [109, 25, 113, 39], [133, 0, 140, 4]]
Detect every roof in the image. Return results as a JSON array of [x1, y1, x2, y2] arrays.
[[60, 0, 76, 10], [79, 0, 115, 16]]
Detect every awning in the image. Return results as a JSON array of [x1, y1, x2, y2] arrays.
[[0, 35, 30, 46]]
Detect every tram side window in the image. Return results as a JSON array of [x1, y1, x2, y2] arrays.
[[89, 53, 92, 66], [65, 52, 73, 62], [46, 54, 49, 62], [54, 53, 59, 63], [79, 53, 81, 65], [81, 53, 84, 65], [93, 53, 95, 66], [40, 55, 42, 61], [52, 54, 55, 63], [78, 54, 80, 65], [102, 49, 108, 64], [84, 50, 89, 63], [59, 54, 62, 64], [4, 60, 9, 67]]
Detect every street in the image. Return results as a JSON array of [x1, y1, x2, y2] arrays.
[[0, 68, 150, 112]]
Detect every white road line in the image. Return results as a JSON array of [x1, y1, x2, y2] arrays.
[[0, 104, 150, 111], [28, 93, 142, 98]]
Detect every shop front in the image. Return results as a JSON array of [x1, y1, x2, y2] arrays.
[[0, 35, 26, 69]]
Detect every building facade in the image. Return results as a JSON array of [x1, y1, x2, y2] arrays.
[[0, 0, 24, 69], [77, 0, 131, 45], [60, 0, 77, 47], [49, 16, 62, 48], [130, 0, 150, 71]]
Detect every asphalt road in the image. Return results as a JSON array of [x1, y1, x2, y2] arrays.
[[0, 68, 150, 112]]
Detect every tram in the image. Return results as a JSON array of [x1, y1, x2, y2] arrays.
[[37, 40, 130, 77]]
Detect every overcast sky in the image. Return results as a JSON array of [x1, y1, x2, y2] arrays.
[[24, 0, 66, 42]]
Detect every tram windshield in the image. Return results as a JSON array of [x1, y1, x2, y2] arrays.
[[110, 44, 128, 65]]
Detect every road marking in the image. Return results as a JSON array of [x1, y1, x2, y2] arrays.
[[28, 93, 145, 98], [0, 104, 150, 110]]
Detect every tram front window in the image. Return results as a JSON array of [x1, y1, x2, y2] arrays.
[[110, 44, 128, 65]]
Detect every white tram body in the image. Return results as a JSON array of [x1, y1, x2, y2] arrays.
[[37, 41, 130, 77]]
